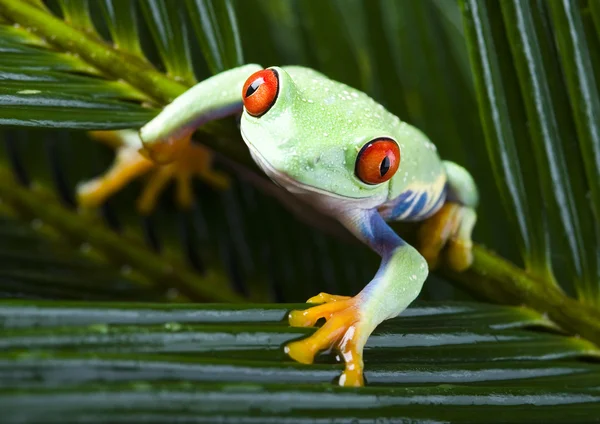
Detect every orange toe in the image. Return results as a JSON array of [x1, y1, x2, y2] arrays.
[[77, 149, 153, 209], [447, 238, 473, 271], [285, 339, 318, 364], [417, 202, 475, 272], [417, 203, 460, 269], [289, 299, 352, 327], [339, 366, 364, 387], [306, 292, 351, 304]]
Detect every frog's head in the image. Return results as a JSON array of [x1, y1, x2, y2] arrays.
[[239, 66, 402, 211]]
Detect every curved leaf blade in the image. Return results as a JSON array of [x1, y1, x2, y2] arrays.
[[1, 382, 599, 423], [547, 0, 600, 226], [499, 0, 596, 300], [99, 0, 144, 58], [460, 0, 554, 282], [0, 87, 156, 129], [185, 0, 244, 74], [139, 0, 196, 85], [58, 0, 96, 34]]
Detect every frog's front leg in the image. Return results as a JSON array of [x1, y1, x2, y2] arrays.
[[78, 64, 262, 212], [286, 209, 428, 387], [140, 64, 262, 163]]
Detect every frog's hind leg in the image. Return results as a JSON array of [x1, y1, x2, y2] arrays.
[[418, 204, 476, 271], [418, 161, 478, 271]]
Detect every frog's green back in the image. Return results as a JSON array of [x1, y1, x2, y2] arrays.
[[281, 66, 445, 202]]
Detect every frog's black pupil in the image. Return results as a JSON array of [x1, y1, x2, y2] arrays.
[[245, 78, 264, 98], [380, 156, 391, 176]]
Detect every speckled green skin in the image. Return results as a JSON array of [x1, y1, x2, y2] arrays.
[[242, 66, 445, 209], [140, 65, 478, 385]]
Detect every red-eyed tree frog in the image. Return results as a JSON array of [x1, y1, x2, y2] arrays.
[[139, 64, 479, 387]]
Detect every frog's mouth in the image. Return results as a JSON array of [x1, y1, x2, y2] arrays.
[[241, 130, 387, 210], [244, 138, 349, 200]]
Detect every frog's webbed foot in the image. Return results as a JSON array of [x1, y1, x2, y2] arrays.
[[417, 202, 477, 271], [139, 132, 191, 165], [285, 293, 369, 387], [136, 140, 230, 213], [77, 130, 229, 214]]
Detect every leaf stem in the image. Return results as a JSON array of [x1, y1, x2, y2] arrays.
[[0, 0, 185, 104], [445, 245, 600, 346], [0, 0, 241, 139], [0, 168, 245, 303]]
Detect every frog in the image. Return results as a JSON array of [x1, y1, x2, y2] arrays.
[[139, 64, 478, 387]]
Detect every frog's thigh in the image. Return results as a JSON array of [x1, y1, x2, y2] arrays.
[[417, 203, 476, 271], [417, 161, 478, 271]]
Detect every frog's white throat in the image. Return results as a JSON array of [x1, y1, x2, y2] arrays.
[[243, 138, 386, 215]]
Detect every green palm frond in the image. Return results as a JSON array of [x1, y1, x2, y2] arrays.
[[1, 301, 599, 422], [461, 0, 600, 300], [0, 15, 156, 128], [0, 166, 243, 302], [0, 214, 161, 301], [0, 0, 599, 420], [1, 0, 598, 331]]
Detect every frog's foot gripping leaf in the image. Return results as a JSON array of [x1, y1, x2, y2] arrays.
[[285, 293, 370, 387], [417, 202, 477, 271], [77, 130, 229, 214]]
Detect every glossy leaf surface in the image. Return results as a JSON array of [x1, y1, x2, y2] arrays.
[[1, 301, 599, 422], [0, 1, 599, 421]]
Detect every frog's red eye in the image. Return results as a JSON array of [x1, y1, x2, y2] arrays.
[[242, 68, 279, 117], [355, 138, 400, 185]]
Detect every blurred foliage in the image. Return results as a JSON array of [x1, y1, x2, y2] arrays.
[[0, 0, 599, 421]]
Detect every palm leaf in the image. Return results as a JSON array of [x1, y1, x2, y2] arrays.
[[0, 214, 162, 301], [0, 164, 244, 302], [1, 0, 598, 335], [1, 301, 599, 422], [0, 0, 599, 421], [501, 0, 593, 297], [0, 16, 156, 129]]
